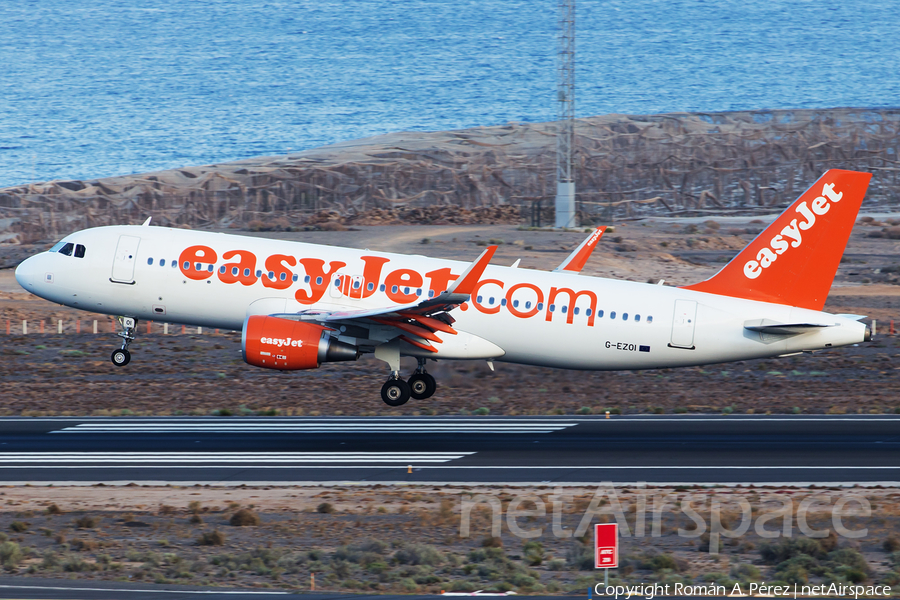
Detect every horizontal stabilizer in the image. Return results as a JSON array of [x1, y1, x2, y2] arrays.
[[743, 318, 834, 335]]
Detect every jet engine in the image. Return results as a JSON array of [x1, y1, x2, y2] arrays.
[[242, 315, 359, 370]]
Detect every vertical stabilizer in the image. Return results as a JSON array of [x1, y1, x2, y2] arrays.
[[682, 170, 872, 310]]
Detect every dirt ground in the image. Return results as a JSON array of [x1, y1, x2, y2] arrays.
[[0, 484, 896, 594], [2, 217, 900, 416]]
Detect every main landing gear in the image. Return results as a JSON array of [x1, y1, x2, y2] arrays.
[[111, 316, 137, 367], [380, 358, 438, 407]]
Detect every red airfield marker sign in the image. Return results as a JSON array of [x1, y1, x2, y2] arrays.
[[594, 523, 618, 568]]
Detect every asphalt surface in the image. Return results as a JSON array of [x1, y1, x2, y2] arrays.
[[0, 415, 897, 486]]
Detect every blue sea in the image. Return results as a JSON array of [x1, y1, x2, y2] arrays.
[[1, 0, 898, 188]]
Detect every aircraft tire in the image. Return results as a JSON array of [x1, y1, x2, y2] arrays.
[[111, 348, 131, 367], [381, 378, 411, 406], [408, 373, 436, 400]]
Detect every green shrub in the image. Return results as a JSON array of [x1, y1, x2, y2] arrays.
[[760, 538, 824, 563], [523, 541, 544, 566], [9, 521, 28, 533], [0, 542, 22, 568], [547, 559, 566, 571], [316, 502, 335, 514], [473, 407, 490, 415], [481, 536, 503, 548], [885, 536, 900, 553], [45, 504, 62, 515], [394, 544, 443, 566]]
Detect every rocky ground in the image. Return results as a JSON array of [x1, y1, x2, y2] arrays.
[[2, 217, 900, 416], [0, 485, 895, 594]]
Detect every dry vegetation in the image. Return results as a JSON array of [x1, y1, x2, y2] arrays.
[[2, 108, 900, 244], [0, 486, 896, 594]]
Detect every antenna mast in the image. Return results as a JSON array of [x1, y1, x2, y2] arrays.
[[554, 0, 576, 228]]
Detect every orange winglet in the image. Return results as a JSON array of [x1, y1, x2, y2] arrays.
[[555, 226, 606, 272], [370, 317, 443, 343], [446, 246, 498, 295], [397, 312, 458, 335], [399, 335, 438, 353]]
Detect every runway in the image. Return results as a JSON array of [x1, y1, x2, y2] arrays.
[[0, 415, 897, 486]]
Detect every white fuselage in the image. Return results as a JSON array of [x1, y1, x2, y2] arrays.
[[15, 225, 868, 370]]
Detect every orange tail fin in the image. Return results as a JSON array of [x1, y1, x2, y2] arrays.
[[681, 169, 872, 310]]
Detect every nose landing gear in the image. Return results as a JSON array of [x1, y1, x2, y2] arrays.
[[111, 316, 137, 367]]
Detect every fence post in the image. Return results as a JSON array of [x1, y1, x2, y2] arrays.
[[164, 323, 169, 335], [58, 320, 62, 334], [198, 326, 203, 334], [93, 320, 98, 334], [22, 320, 27, 335]]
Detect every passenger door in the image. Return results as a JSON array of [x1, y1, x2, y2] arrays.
[[111, 235, 141, 284], [670, 299, 697, 349]]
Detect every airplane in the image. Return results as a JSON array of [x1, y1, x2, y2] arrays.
[[15, 169, 872, 407]]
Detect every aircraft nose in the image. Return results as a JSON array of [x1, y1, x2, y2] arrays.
[[15, 256, 35, 290]]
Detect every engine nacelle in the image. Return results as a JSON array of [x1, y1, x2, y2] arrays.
[[242, 315, 359, 370]]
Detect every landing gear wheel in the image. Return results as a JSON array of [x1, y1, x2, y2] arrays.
[[111, 348, 131, 367], [408, 373, 437, 400], [381, 378, 411, 407]]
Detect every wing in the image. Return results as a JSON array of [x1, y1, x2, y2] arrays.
[[271, 246, 498, 352], [553, 226, 606, 273]]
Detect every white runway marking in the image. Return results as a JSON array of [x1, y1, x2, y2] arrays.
[[52, 419, 576, 434], [0, 452, 473, 464]]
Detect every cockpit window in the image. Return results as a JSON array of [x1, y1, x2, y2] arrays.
[[50, 241, 66, 253], [58, 243, 74, 256], [74, 244, 86, 258]]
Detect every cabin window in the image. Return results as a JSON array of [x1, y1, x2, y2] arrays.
[[513, 300, 519, 308], [380, 284, 386, 292], [256, 270, 262, 278], [573, 307, 579, 315], [316, 276, 323, 285], [74, 244, 86, 258], [172, 260, 177, 268], [561, 305, 567, 313], [367, 282, 374, 291], [610, 311, 616, 319], [404, 287, 410, 295], [501, 298, 507, 306], [428, 290, 434, 298], [194, 262, 202, 271], [280, 272, 287, 281], [392, 285, 398, 293], [244, 268, 251, 277], [598, 310, 604, 318], [525, 301, 531, 309], [219, 265, 226, 274], [635, 314, 641, 322], [293, 274, 299, 282], [647, 316, 653, 324], [333, 278, 340, 287], [147, 258, 154, 265], [586, 308, 592, 316], [476, 295, 483, 303], [59, 243, 74, 256], [416, 288, 422, 296], [353, 280, 361, 289], [537, 302, 544, 310], [207, 264, 213, 272], [304, 275, 310, 283], [182, 261, 190, 270], [549, 304, 555, 312], [623, 313, 628, 320], [232, 267, 239, 276], [159, 259, 166, 267]]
